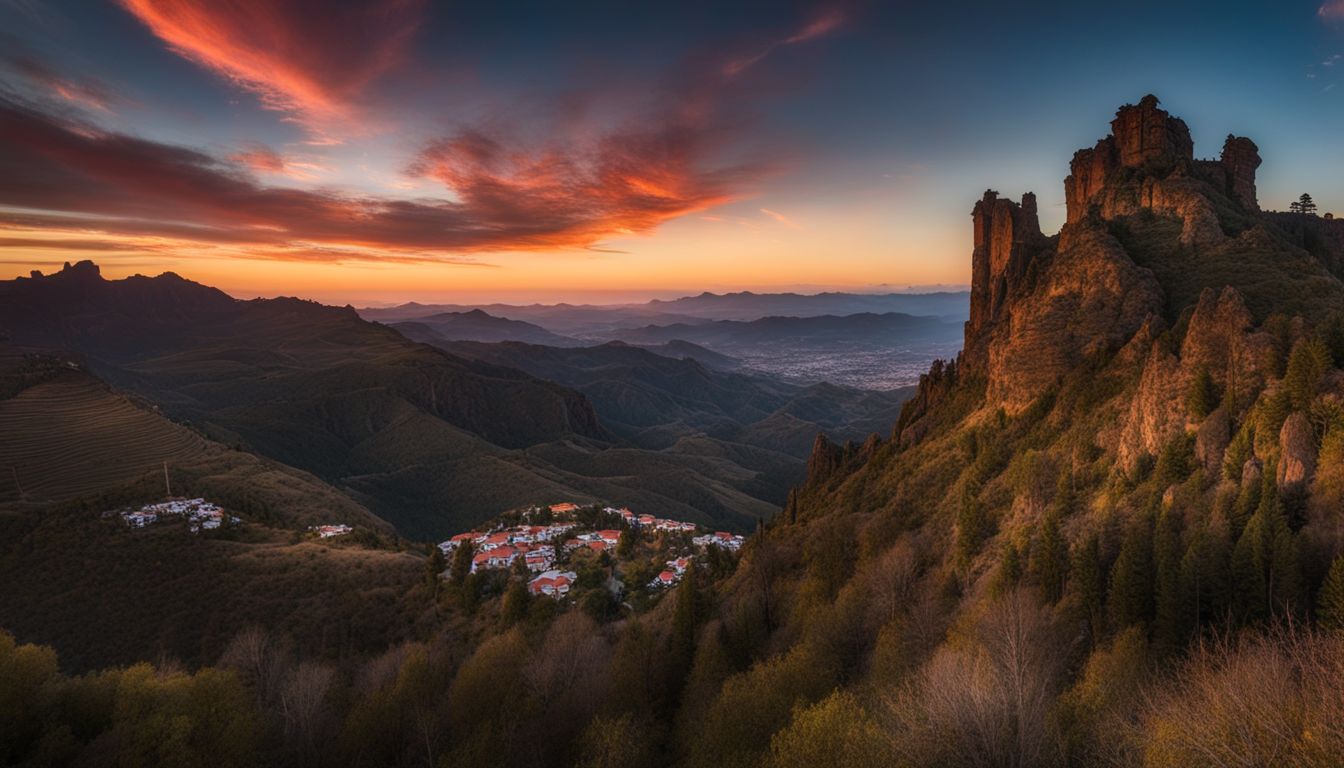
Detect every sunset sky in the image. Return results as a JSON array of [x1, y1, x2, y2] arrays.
[[2, 0, 1342, 304]]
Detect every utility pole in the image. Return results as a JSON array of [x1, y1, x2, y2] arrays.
[[10, 466, 24, 500], [163, 461, 172, 498]]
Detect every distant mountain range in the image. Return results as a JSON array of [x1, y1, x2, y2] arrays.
[[394, 309, 584, 346], [367, 295, 968, 389], [0, 261, 925, 538], [595, 312, 962, 349], [358, 289, 970, 335]]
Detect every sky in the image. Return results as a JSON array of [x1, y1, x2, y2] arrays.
[[1, 0, 1342, 305]]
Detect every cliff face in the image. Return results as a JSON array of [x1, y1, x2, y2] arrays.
[[960, 96, 1273, 415]]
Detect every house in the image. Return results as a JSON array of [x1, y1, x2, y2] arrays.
[[123, 511, 157, 528], [596, 529, 622, 545], [473, 546, 519, 572], [314, 524, 353, 538], [524, 546, 556, 572], [478, 532, 512, 551], [549, 502, 579, 515], [529, 570, 578, 597], [667, 557, 692, 574], [650, 570, 678, 588]]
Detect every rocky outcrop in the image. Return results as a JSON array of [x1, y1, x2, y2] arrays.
[[1277, 412, 1318, 492], [964, 191, 1046, 370], [1220, 136, 1261, 212], [1062, 96, 1230, 247], [1111, 94, 1194, 171], [1116, 286, 1277, 474], [1118, 345, 1186, 474], [982, 218, 1163, 410]]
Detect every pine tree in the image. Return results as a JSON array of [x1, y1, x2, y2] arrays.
[[617, 527, 636, 559], [1284, 338, 1331, 410], [1152, 509, 1184, 650], [500, 577, 530, 626], [1072, 535, 1105, 641], [991, 541, 1022, 597], [425, 545, 446, 598], [1233, 484, 1302, 621], [669, 564, 706, 690], [954, 490, 987, 574], [1298, 193, 1318, 216], [1318, 555, 1344, 631], [1186, 368, 1219, 420], [449, 540, 474, 585], [1031, 509, 1068, 603], [1179, 523, 1232, 629], [1108, 515, 1154, 630]]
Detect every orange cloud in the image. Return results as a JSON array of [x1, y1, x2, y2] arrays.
[[1323, 1, 1344, 18], [0, 96, 761, 262], [230, 142, 285, 173], [760, 207, 801, 229], [117, 0, 424, 124]]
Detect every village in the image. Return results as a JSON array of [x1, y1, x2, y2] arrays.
[[105, 492, 747, 605], [437, 502, 746, 599], [113, 497, 238, 533]]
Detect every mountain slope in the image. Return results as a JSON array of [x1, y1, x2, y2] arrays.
[[682, 96, 1344, 767], [392, 309, 584, 346], [419, 337, 910, 452], [0, 348, 388, 531], [3, 264, 904, 536]]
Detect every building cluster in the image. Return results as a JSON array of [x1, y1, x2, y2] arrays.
[[439, 521, 580, 576], [435, 502, 748, 600], [650, 556, 693, 589], [528, 569, 578, 597], [693, 531, 746, 551], [311, 524, 353, 538], [119, 498, 235, 533]]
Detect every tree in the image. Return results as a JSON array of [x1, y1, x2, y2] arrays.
[[1179, 523, 1232, 630], [424, 545, 446, 598], [616, 527, 637, 559], [1032, 509, 1068, 603], [1318, 555, 1344, 631], [1232, 485, 1302, 621], [578, 713, 654, 768], [500, 577, 530, 627], [763, 691, 892, 768], [1284, 338, 1331, 411], [954, 490, 988, 574], [1186, 368, 1219, 420], [1152, 509, 1185, 651], [449, 541, 473, 586], [1108, 516, 1154, 630], [1072, 535, 1105, 641], [1292, 193, 1318, 216], [990, 541, 1022, 597]]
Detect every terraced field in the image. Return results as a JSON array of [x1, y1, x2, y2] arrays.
[[0, 371, 212, 504]]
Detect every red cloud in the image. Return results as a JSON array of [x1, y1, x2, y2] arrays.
[[408, 119, 755, 245], [0, 96, 760, 260], [1324, 0, 1344, 18], [230, 143, 286, 173], [117, 0, 424, 122]]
